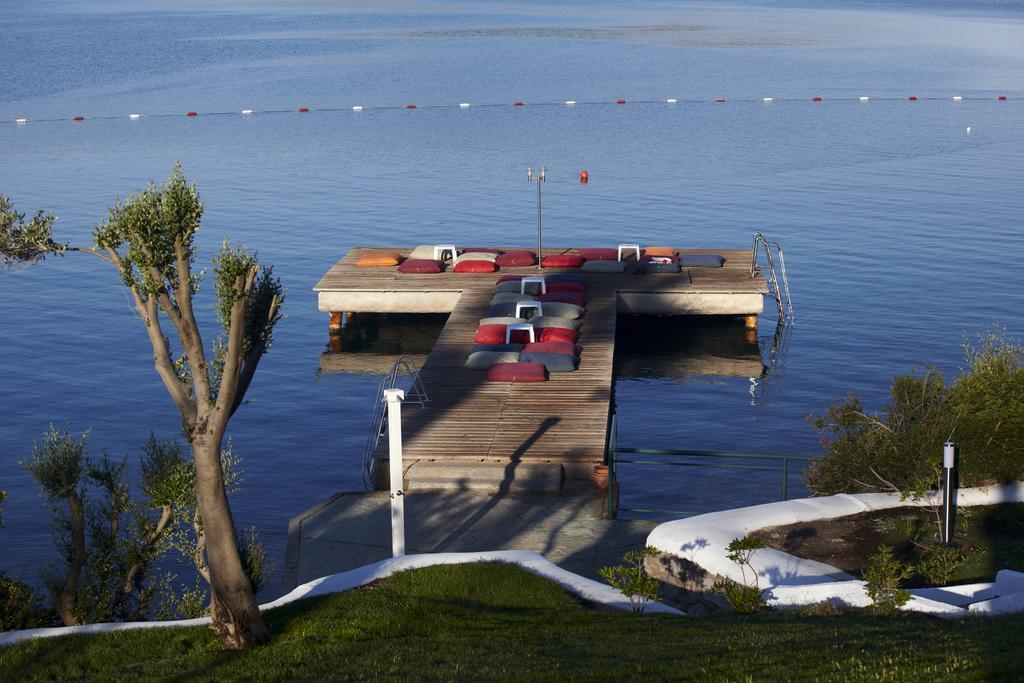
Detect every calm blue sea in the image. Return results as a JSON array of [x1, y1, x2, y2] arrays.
[[2, 0, 1023, 595]]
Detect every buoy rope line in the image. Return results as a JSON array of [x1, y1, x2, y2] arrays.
[[5, 94, 1013, 126]]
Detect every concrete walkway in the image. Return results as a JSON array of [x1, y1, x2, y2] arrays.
[[284, 486, 656, 588]]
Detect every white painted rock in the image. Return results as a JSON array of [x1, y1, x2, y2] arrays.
[[766, 580, 966, 616]]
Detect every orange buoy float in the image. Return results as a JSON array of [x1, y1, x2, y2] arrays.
[[298, 107, 309, 112], [580, 170, 589, 184], [998, 95, 1007, 101], [514, 101, 525, 106], [812, 96, 822, 102], [908, 96, 918, 101], [714, 97, 726, 103], [186, 111, 198, 116], [406, 104, 416, 109], [72, 115, 85, 121], [616, 99, 626, 104]]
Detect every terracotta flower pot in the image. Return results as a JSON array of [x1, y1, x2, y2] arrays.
[[592, 464, 609, 491]]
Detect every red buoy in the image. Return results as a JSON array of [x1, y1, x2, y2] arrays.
[[616, 99, 626, 104], [580, 170, 589, 184], [72, 115, 85, 121], [298, 107, 309, 112], [714, 97, 726, 103], [812, 96, 822, 102], [406, 104, 416, 109], [908, 96, 918, 101], [187, 111, 198, 116], [998, 95, 1007, 101], [514, 101, 525, 106]]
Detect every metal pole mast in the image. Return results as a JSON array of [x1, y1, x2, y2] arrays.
[[528, 166, 546, 270]]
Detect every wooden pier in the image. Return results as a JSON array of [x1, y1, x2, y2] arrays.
[[314, 247, 768, 489]]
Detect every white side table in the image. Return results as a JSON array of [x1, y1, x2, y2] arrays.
[[617, 243, 641, 261], [515, 301, 544, 320], [505, 323, 536, 344], [520, 276, 547, 295], [433, 244, 458, 261]]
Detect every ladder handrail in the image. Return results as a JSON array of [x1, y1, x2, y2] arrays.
[[361, 355, 429, 489], [750, 232, 794, 323]]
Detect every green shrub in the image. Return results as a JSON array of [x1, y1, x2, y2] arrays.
[[808, 328, 1024, 497], [871, 514, 924, 543], [712, 536, 767, 614], [917, 544, 964, 586], [863, 546, 913, 614], [0, 572, 48, 631], [597, 546, 660, 613]]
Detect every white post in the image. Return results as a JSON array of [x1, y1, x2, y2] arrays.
[[384, 388, 406, 557]]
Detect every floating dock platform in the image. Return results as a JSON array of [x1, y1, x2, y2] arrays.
[[313, 247, 768, 489]]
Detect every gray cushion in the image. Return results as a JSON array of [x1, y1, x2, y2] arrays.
[[537, 302, 584, 320], [478, 316, 528, 326], [456, 251, 498, 264], [636, 261, 681, 274], [409, 245, 439, 260], [680, 254, 725, 268], [546, 274, 587, 283], [494, 280, 544, 296], [520, 352, 579, 373], [465, 350, 521, 369], [490, 292, 535, 305], [487, 302, 547, 319], [471, 343, 524, 353], [582, 260, 626, 273], [531, 316, 581, 331]]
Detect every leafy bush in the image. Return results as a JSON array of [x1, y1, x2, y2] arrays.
[[597, 546, 660, 613], [863, 546, 913, 614], [808, 328, 1024, 497], [0, 572, 48, 631], [711, 536, 767, 614], [917, 544, 964, 586], [870, 514, 924, 543]]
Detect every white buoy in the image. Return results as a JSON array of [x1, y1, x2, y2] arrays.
[[459, 102, 470, 108], [859, 96, 870, 101], [966, 126, 971, 134], [565, 100, 577, 106], [666, 98, 678, 104], [953, 96, 963, 102], [129, 113, 140, 119], [241, 109, 253, 115], [763, 97, 773, 102], [352, 105, 363, 111], [16, 118, 27, 124]]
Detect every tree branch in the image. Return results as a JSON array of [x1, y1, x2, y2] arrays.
[[214, 266, 258, 420], [229, 293, 279, 417]]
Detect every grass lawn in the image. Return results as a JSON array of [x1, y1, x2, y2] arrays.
[[2, 562, 1023, 681]]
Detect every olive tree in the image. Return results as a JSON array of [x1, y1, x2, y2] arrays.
[[0, 167, 283, 649]]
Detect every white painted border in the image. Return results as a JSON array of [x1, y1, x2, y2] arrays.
[[0, 550, 680, 647], [647, 483, 1024, 615]]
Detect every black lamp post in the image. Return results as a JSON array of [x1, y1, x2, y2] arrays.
[[941, 441, 959, 546]]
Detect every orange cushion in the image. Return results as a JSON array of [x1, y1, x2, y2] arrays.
[[643, 246, 677, 257], [356, 251, 403, 267], [453, 260, 497, 273]]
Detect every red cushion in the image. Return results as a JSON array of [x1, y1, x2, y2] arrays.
[[453, 260, 497, 273], [541, 254, 585, 268], [397, 259, 443, 274], [474, 324, 507, 345], [539, 292, 585, 306], [523, 342, 578, 356], [578, 248, 617, 261], [461, 248, 504, 254], [485, 362, 547, 383], [495, 251, 537, 267], [547, 281, 585, 294], [539, 327, 578, 344]]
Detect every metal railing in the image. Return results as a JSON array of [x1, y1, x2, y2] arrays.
[[362, 355, 429, 489], [750, 232, 794, 324], [604, 415, 813, 519]]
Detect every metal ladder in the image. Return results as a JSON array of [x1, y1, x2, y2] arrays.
[[749, 232, 794, 324], [361, 355, 429, 489]]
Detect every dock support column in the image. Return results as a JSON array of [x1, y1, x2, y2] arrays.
[[743, 314, 758, 331], [329, 312, 343, 333], [384, 388, 407, 558]]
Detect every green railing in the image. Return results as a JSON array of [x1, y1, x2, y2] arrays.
[[604, 418, 814, 519]]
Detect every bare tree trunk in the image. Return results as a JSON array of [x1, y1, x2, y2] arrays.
[[191, 433, 268, 649], [58, 490, 86, 626]]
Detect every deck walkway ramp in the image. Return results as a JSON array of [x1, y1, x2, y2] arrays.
[[314, 247, 768, 489]]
